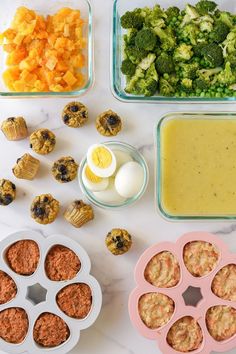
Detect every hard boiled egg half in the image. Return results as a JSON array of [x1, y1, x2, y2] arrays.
[[82, 163, 109, 192], [87, 144, 116, 178]]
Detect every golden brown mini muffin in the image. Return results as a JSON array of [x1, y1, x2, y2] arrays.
[[167, 316, 203, 352], [45, 245, 81, 281], [62, 101, 88, 128], [183, 241, 219, 277], [1, 117, 28, 141], [0, 307, 29, 344], [13, 153, 40, 180], [64, 200, 94, 228], [31, 194, 60, 224], [0, 179, 16, 206], [52, 156, 78, 183], [138, 292, 174, 329], [30, 128, 56, 155], [0, 270, 17, 304], [57, 283, 92, 319], [206, 306, 236, 341], [6, 240, 40, 276], [212, 264, 236, 301], [144, 251, 180, 288], [33, 312, 70, 347], [105, 228, 132, 255], [96, 110, 122, 137]]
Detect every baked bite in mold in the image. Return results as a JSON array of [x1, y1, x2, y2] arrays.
[[206, 305, 236, 341], [0, 270, 17, 304], [212, 264, 236, 301], [0, 307, 29, 344]]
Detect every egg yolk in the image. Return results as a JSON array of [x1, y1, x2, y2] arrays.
[[91, 147, 112, 169], [85, 165, 102, 183]]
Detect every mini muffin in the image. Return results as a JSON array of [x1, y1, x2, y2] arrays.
[[212, 264, 236, 301], [52, 156, 78, 183], [6, 240, 40, 276], [0, 307, 29, 344], [62, 101, 88, 128], [144, 251, 180, 288], [96, 110, 122, 137], [0, 179, 16, 206], [167, 316, 203, 352], [183, 241, 219, 277], [57, 283, 92, 319], [138, 292, 174, 329], [206, 306, 236, 341], [0, 270, 17, 304], [13, 153, 40, 180], [30, 128, 56, 155], [105, 228, 132, 255], [33, 312, 70, 347], [31, 194, 60, 224], [45, 245, 81, 281], [1, 117, 28, 141], [64, 200, 94, 228]]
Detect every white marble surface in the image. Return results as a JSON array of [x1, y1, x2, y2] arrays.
[[0, 0, 236, 353]]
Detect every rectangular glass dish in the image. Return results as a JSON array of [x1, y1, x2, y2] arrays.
[[0, 0, 93, 98], [112, 0, 236, 103], [157, 112, 236, 220]]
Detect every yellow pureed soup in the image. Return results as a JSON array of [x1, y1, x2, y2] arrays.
[[160, 116, 236, 218]]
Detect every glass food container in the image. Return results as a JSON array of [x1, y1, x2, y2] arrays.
[[0, 0, 93, 98], [111, 0, 236, 103], [157, 112, 236, 220], [78, 141, 149, 209]]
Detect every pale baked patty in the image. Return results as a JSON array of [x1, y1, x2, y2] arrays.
[[183, 241, 219, 277], [167, 316, 203, 352], [144, 251, 180, 288], [138, 292, 174, 329], [206, 306, 236, 341], [212, 264, 236, 301], [0, 307, 29, 344]]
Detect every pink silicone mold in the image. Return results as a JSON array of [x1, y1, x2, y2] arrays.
[[129, 232, 236, 354]]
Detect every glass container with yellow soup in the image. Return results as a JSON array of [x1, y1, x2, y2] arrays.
[[157, 113, 236, 220]]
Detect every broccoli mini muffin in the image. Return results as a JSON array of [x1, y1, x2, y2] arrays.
[[0, 179, 16, 206], [212, 264, 236, 301], [105, 228, 132, 255], [96, 110, 122, 137], [138, 292, 174, 329], [206, 306, 236, 341], [33, 313, 70, 347], [31, 194, 60, 224], [64, 200, 94, 228], [62, 101, 88, 128], [0, 270, 17, 304], [1, 117, 28, 141], [45, 245, 81, 281], [144, 251, 180, 288], [30, 128, 56, 155], [0, 307, 29, 344], [167, 316, 203, 352], [13, 153, 40, 180], [52, 156, 78, 183], [6, 240, 40, 276], [57, 283, 92, 319], [183, 241, 219, 277]]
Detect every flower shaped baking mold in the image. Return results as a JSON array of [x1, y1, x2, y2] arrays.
[[0, 230, 102, 354], [129, 232, 236, 354]]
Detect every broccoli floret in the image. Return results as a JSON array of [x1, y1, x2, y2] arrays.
[[196, 1, 217, 15], [121, 59, 136, 76], [226, 53, 236, 69], [135, 28, 157, 51], [180, 24, 199, 46], [138, 53, 156, 70], [198, 67, 222, 82], [210, 21, 230, 43], [181, 78, 193, 91], [173, 44, 193, 62], [125, 46, 147, 64], [153, 27, 176, 51], [123, 29, 138, 46], [144, 4, 167, 28], [181, 4, 200, 27], [201, 43, 224, 67], [194, 77, 209, 90], [125, 67, 144, 93], [197, 15, 214, 32], [193, 43, 208, 57], [121, 11, 144, 29], [165, 6, 180, 24], [180, 62, 199, 79], [159, 77, 175, 96], [125, 63, 158, 96], [217, 62, 236, 85], [219, 11, 234, 29], [155, 53, 175, 74], [223, 30, 236, 55]]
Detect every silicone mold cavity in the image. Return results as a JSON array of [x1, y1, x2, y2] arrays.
[[0, 230, 102, 354], [129, 232, 236, 354]]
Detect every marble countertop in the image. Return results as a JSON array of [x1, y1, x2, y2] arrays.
[[0, 1, 236, 353]]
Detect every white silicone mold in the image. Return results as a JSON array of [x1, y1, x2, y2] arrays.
[[0, 230, 102, 354]]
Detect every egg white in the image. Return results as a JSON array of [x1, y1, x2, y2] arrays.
[[87, 144, 117, 178], [82, 163, 109, 192]]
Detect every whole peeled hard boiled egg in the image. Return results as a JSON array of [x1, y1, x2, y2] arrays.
[[82, 163, 109, 191], [87, 144, 116, 178], [115, 161, 144, 198]]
